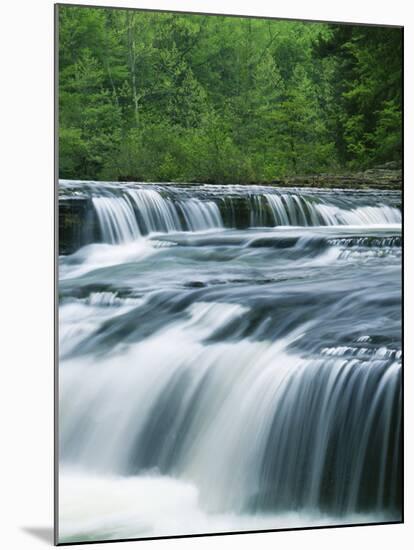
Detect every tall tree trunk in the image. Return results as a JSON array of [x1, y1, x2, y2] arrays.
[[127, 12, 139, 126]]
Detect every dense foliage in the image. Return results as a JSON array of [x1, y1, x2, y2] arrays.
[[59, 6, 402, 182]]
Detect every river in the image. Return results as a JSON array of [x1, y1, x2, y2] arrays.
[[58, 181, 402, 543]]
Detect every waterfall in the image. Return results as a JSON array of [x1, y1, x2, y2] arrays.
[[312, 203, 402, 226], [58, 180, 402, 542], [178, 199, 223, 231], [92, 195, 140, 243], [90, 186, 224, 243], [264, 194, 294, 226], [128, 189, 182, 233], [263, 194, 402, 227], [60, 300, 402, 517], [59, 181, 401, 249]]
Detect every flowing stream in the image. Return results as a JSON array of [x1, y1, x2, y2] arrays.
[[58, 181, 402, 543]]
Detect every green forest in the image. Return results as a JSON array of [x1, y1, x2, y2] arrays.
[[58, 6, 402, 183]]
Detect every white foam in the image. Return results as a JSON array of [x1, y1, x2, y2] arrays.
[[59, 240, 155, 279], [58, 470, 393, 543]]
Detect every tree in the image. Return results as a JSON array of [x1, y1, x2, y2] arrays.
[[58, 5, 402, 182]]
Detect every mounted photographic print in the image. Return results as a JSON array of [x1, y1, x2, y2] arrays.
[[55, 3, 403, 545]]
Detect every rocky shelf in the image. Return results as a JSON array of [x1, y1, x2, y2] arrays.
[[270, 165, 402, 190]]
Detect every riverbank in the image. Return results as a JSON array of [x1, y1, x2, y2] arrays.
[[269, 165, 402, 190], [114, 165, 402, 191]]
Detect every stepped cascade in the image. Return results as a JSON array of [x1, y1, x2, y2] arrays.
[[58, 180, 402, 543]]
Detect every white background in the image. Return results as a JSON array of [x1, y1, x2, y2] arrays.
[[0, 0, 411, 548]]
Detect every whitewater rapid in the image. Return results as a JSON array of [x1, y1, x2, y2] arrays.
[[58, 181, 402, 543]]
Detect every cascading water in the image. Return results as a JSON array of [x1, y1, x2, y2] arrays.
[[59, 180, 401, 249], [78, 183, 225, 244], [58, 180, 402, 543], [92, 195, 140, 243]]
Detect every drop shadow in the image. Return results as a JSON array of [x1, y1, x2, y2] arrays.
[[22, 527, 54, 545]]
